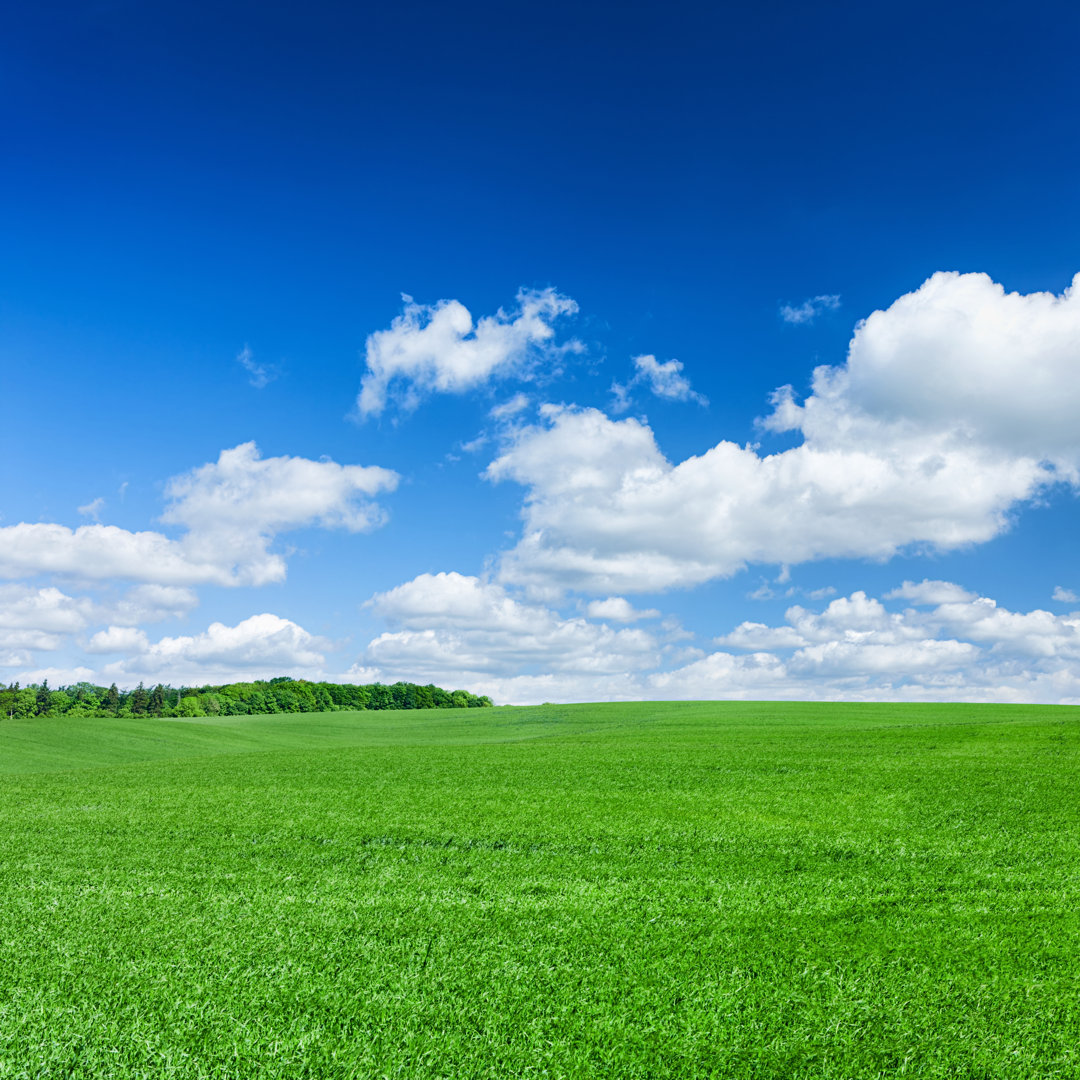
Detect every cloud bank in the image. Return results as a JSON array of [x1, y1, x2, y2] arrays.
[[101, 613, 327, 684], [359, 575, 1080, 706]]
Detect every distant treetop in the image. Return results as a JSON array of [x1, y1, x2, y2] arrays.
[[0, 678, 493, 720]]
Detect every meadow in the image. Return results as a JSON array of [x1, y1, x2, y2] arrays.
[[1, 701, 1078, 1078]]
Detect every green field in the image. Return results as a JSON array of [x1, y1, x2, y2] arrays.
[[1, 702, 1078, 1078]]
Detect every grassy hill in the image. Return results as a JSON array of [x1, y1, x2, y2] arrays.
[[1, 701, 1078, 1077]]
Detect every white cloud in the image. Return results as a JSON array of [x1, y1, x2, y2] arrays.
[[778, 271, 1080, 470], [0, 628, 64, 654], [490, 272, 1080, 596], [86, 626, 150, 654], [693, 584, 1080, 701], [0, 523, 238, 587], [585, 597, 660, 622], [715, 622, 805, 650], [14, 665, 98, 685], [0, 585, 94, 633], [885, 579, 978, 605], [780, 294, 841, 324], [103, 585, 200, 626], [104, 613, 327, 684], [357, 288, 579, 418], [77, 497, 105, 521], [790, 638, 978, 676], [236, 344, 279, 389], [610, 354, 707, 412], [490, 392, 531, 420], [0, 443, 398, 588], [162, 441, 398, 585], [1053, 586, 1079, 604], [363, 572, 664, 694], [488, 404, 1042, 594], [458, 434, 489, 455], [348, 575, 1080, 705], [0, 584, 196, 661]]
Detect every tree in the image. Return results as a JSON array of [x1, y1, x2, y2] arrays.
[[132, 682, 149, 715], [35, 680, 51, 716], [12, 687, 36, 719], [47, 690, 72, 716], [178, 695, 204, 718], [368, 684, 392, 710], [105, 683, 120, 714]]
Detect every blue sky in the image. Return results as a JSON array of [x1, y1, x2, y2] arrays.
[[4, 0, 1080, 702]]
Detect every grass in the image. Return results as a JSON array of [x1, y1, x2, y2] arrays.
[[1, 701, 1078, 1078]]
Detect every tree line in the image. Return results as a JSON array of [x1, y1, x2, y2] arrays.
[[0, 677, 493, 719]]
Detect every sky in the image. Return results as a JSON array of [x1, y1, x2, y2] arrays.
[[3, 0, 1080, 704]]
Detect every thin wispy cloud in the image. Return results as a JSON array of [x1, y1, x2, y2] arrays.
[[77, 497, 105, 521], [490, 392, 531, 420], [237, 345, 280, 389], [780, 294, 841, 325]]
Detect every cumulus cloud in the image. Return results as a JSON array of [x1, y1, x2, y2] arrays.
[[103, 613, 327, 684], [362, 572, 664, 695], [0, 628, 65, 655], [103, 585, 200, 626], [610, 354, 707, 413], [885, 579, 979, 605], [0, 584, 197, 662], [768, 271, 1080, 469], [358, 574, 1080, 705], [161, 441, 398, 585], [1053, 586, 1079, 604], [0, 523, 236, 587], [488, 403, 1042, 594], [357, 288, 579, 418], [779, 294, 841, 325], [688, 584, 1080, 702], [585, 597, 660, 622], [0, 443, 398, 588], [489, 272, 1080, 596], [86, 626, 150, 654], [0, 585, 95, 633]]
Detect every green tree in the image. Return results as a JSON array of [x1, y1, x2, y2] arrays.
[[13, 687, 36, 718], [178, 695, 204, 718], [47, 690, 73, 716], [368, 684, 392, 710], [132, 682, 149, 715]]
